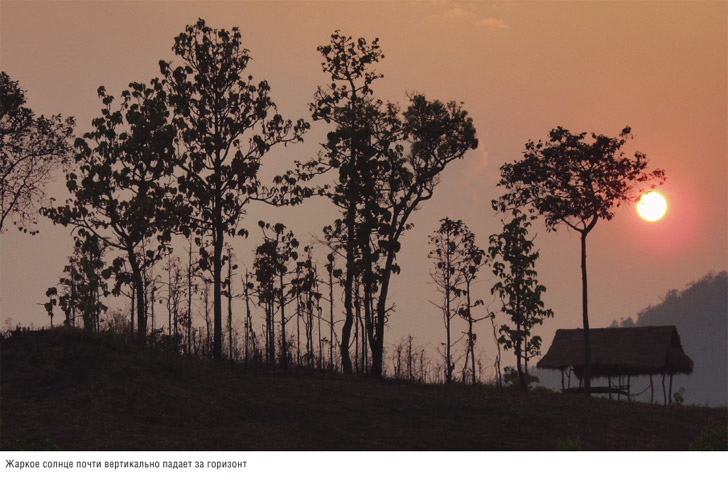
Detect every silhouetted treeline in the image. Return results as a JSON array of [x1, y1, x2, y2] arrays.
[[3, 19, 675, 394]]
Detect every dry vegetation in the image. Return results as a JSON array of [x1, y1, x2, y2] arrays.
[[1, 327, 725, 450]]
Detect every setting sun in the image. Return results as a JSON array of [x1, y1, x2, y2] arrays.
[[637, 191, 667, 222]]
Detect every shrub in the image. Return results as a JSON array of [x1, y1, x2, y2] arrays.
[[689, 421, 728, 451]]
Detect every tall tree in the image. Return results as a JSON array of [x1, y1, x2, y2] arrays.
[[429, 218, 485, 384], [457, 227, 486, 386], [367, 95, 478, 378], [1, 72, 75, 234], [489, 210, 552, 390], [43, 81, 176, 342], [306, 31, 387, 374], [160, 19, 307, 360], [428, 217, 469, 383], [493, 126, 664, 394], [305, 32, 477, 376]]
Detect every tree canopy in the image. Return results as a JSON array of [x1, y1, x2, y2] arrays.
[[160, 19, 308, 359], [494, 126, 664, 394], [0, 72, 75, 234]]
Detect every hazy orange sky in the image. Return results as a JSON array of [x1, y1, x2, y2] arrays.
[[1, 1, 726, 376]]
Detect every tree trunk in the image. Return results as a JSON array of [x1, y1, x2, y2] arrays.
[[279, 270, 287, 369], [296, 277, 301, 366], [128, 249, 146, 344], [213, 227, 223, 360], [244, 274, 252, 363], [467, 281, 476, 386], [228, 249, 233, 361], [581, 231, 591, 395], [328, 261, 334, 370], [187, 246, 193, 355], [129, 282, 135, 335], [340, 221, 355, 374]]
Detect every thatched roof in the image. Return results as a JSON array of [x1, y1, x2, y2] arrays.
[[537, 326, 693, 377]]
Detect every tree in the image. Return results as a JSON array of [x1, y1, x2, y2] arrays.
[[46, 232, 110, 332], [429, 218, 485, 384], [368, 95, 478, 378], [306, 31, 388, 374], [428, 217, 469, 383], [43, 81, 176, 342], [1, 72, 75, 234], [305, 32, 477, 377], [456, 226, 486, 386], [160, 19, 308, 360], [254, 222, 299, 367], [293, 245, 321, 367], [493, 126, 664, 394], [489, 210, 552, 390]]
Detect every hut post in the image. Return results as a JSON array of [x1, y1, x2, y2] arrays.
[[650, 374, 654, 404], [627, 375, 631, 401], [669, 374, 673, 406], [560, 369, 565, 391], [662, 373, 667, 405], [617, 376, 621, 401], [567, 367, 571, 388], [608, 376, 612, 400]]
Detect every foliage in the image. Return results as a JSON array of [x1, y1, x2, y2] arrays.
[[672, 387, 686, 406], [494, 126, 665, 232], [0, 72, 75, 234], [303, 31, 477, 376], [43, 80, 176, 341], [253, 221, 299, 366], [556, 437, 582, 451], [689, 420, 728, 451], [159, 19, 308, 359], [489, 210, 552, 391], [15, 434, 61, 451], [45, 233, 111, 331], [428, 217, 485, 384], [493, 126, 664, 394]]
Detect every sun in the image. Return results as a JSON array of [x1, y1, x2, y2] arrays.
[[637, 191, 667, 222]]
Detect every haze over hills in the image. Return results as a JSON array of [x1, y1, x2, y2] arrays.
[[538, 271, 727, 406], [617, 271, 727, 406]]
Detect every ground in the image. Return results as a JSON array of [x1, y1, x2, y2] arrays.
[[1, 327, 726, 450]]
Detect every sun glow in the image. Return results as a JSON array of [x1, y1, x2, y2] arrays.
[[637, 192, 667, 222]]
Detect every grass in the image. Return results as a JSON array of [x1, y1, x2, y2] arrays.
[[2, 327, 726, 450]]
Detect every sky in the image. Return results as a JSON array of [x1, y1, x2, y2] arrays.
[[1, 0, 726, 378]]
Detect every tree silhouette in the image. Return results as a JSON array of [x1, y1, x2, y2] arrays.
[[428, 217, 469, 383], [368, 95, 477, 378], [46, 232, 110, 332], [160, 19, 308, 360], [293, 245, 321, 367], [1, 72, 75, 234], [254, 222, 299, 367], [489, 209, 552, 390], [306, 32, 477, 377], [305, 31, 387, 374], [429, 218, 486, 384], [493, 126, 664, 394], [43, 81, 176, 342]]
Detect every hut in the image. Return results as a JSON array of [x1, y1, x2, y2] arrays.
[[537, 326, 693, 404]]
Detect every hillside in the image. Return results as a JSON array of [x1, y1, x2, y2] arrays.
[[1, 327, 726, 451], [616, 271, 727, 406]]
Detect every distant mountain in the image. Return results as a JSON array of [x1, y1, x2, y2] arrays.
[[536, 271, 727, 407], [616, 271, 727, 406]]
